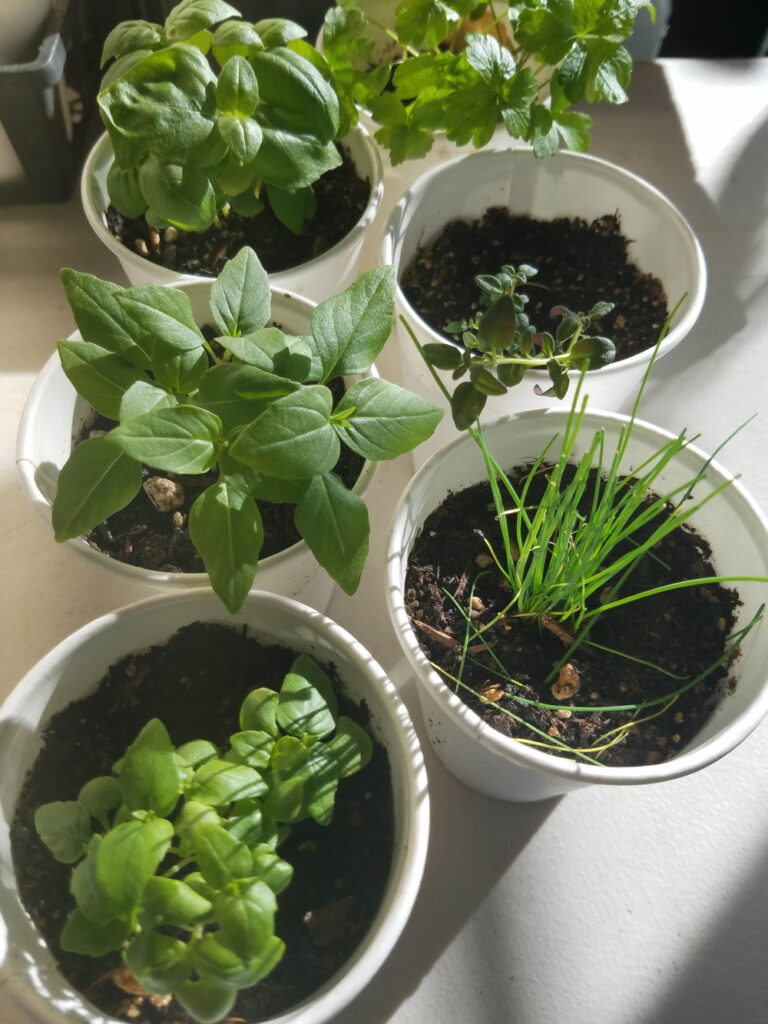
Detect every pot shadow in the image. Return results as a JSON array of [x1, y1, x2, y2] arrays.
[[635, 841, 768, 1024], [331, 656, 562, 1024], [585, 62, 765, 381]]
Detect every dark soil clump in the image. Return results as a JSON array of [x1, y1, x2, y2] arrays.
[[105, 145, 371, 277], [405, 466, 740, 767], [11, 622, 394, 1023], [401, 209, 669, 360]]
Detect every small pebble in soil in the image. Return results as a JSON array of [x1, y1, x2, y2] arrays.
[[143, 476, 186, 512]]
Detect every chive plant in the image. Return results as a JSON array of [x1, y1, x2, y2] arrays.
[[404, 306, 768, 763]]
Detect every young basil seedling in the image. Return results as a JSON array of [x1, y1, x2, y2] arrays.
[[52, 247, 442, 610], [98, 0, 354, 234], [34, 654, 374, 1024], [322, 1, 654, 163]]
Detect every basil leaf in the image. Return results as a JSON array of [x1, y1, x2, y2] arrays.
[[334, 377, 442, 460], [210, 246, 270, 336], [120, 719, 185, 816], [311, 266, 395, 381], [294, 472, 369, 596], [189, 477, 264, 613], [58, 339, 150, 420], [52, 436, 143, 542], [229, 386, 338, 479], [110, 405, 222, 473]]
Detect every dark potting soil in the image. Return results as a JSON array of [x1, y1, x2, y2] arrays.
[[105, 146, 371, 278], [401, 209, 669, 361], [83, 377, 366, 573], [10, 622, 394, 1023], [405, 467, 741, 768]]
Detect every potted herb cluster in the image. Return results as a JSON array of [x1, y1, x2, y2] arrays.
[[386, 332, 768, 801], [82, 0, 383, 299], [322, 0, 655, 162], [16, 247, 442, 612], [0, 590, 430, 1024]]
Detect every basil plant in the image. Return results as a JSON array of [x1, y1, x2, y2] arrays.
[[322, 0, 654, 163], [52, 248, 442, 610], [35, 654, 374, 1024], [98, 0, 354, 233]]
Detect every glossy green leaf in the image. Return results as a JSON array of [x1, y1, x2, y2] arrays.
[[266, 183, 316, 234], [328, 716, 373, 778], [165, 0, 241, 41], [77, 777, 123, 830], [251, 47, 339, 141], [190, 820, 254, 887], [228, 730, 274, 769], [58, 339, 149, 420], [34, 800, 92, 864], [210, 245, 270, 336], [140, 875, 212, 928], [249, 126, 341, 190], [138, 155, 218, 230], [239, 688, 279, 737], [334, 377, 442, 460], [215, 878, 277, 960], [176, 739, 219, 767], [120, 719, 184, 816], [95, 817, 174, 917], [302, 743, 341, 825], [294, 471, 369, 595], [212, 19, 264, 64], [253, 851, 293, 894], [277, 668, 336, 739], [98, 44, 218, 162], [189, 477, 264, 613], [52, 436, 143, 542], [188, 759, 267, 807], [60, 907, 132, 956], [176, 977, 237, 1024], [217, 55, 259, 115], [59, 269, 153, 368], [109, 405, 222, 473], [229, 386, 338, 479], [101, 20, 164, 66], [125, 930, 191, 995], [310, 267, 395, 381], [107, 161, 147, 217]]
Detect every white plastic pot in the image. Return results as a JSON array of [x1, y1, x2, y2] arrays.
[[382, 148, 707, 465], [81, 126, 384, 301], [0, 589, 430, 1024], [386, 409, 768, 802], [16, 281, 377, 612]]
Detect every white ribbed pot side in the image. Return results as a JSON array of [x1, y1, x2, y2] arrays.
[[81, 128, 383, 302], [16, 281, 377, 612], [0, 590, 429, 1024], [382, 148, 706, 467], [386, 409, 768, 801]]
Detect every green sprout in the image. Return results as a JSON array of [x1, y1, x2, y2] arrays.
[[34, 655, 373, 1024]]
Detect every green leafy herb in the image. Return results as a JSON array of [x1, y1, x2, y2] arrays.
[[35, 654, 374, 1024], [407, 306, 768, 762], [322, 1, 654, 162], [98, 0, 352, 235], [420, 262, 615, 428], [52, 248, 442, 611]]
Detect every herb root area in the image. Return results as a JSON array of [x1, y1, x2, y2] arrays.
[[11, 623, 394, 1023], [105, 146, 370, 277], [401, 209, 669, 360], [405, 471, 740, 767]]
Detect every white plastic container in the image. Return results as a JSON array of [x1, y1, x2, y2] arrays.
[[382, 148, 706, 465], [0, 589, 430, 1024], [16, 281, 377, 612], [386, 409, 768, 802], [81, 126, 384, 302]]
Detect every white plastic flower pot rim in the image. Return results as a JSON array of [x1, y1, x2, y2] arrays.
[[382, 147, 707, 457], [81, 128, 384, 300], [16, 280, 378, 610], [0, 589, 430, 1024], [385, 408, 768, 802]]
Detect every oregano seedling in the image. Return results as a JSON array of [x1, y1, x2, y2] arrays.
[[52, 247, 442, 610]]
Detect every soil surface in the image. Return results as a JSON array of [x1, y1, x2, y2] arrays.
[[105, 145, 371, 277], [11, 622, 394, 1023], [84, 377, 365, 573], [401, 209, 669, 361], [405, 465, 741, 767]]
